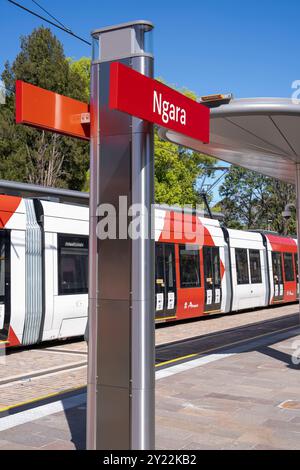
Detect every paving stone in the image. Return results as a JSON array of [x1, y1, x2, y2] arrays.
[[13, 421, 72, 441], [1, 304, 300, 450], [1, 427, 56, 448], [254, 443, 284, 450], [182, 441, 218, 450], [154, 435, 190, 450], [290, 417, 300, 424], [263, 418, 300, 432], [204, 391, 273, 405], [225, 441, 257, 450], [0, 439, 38, 450], [156, 303, 298, 345], [40, 439, 77, 450]]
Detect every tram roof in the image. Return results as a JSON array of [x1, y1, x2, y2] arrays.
[[159, 98, 300, 185]]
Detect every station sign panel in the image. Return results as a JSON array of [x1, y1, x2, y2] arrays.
[[16, 80, 90, 140], [109, 62, 210, 143]]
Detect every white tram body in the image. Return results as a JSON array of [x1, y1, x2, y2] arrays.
[[0, 195, 297, 348], [228, 229, 269, 311], [0, 196, 88, 347]]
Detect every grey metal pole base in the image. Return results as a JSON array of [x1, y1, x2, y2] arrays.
[[87, 22, 155, 450]]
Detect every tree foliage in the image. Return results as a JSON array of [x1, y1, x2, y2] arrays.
[[219, 166, 296, 234], [153, 85, 217, 206], [0, 27, 89, 190], [68, 56, 91, 102], [154, 131, 215, 206], [0, 27, 215, 203]]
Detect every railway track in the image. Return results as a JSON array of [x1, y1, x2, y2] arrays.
[[2, 312, 299, 385], [0, 360, 87, 387], [156, 312, 299, 367], [0, 311, 299, 417]]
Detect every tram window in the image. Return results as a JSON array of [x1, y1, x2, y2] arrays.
[[58, 235, 89, 295], [212, 247, 221, 286], [235, 248, 249, 284], [249, 250, 262, 284], [165, 244, 176, 289], [179, 244, 200, 288], [294, 253, 298, 278], [155, 243, 164, 290], [272, 252, 283, 282], [203, 247, 212, 286], [0, 238, 5, 297], [284, 253, 294, 282], [155, 243, 176, 288]]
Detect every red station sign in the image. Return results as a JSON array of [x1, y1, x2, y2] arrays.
[[16, 65, 210, 144], [109, 62, 210, 143]]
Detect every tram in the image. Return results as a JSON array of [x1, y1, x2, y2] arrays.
[[0, 195, 297, 347]]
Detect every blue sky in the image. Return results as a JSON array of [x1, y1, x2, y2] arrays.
[[1, 0, 299, 98]]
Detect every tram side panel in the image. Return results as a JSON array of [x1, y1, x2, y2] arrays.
[[221, 227, 233, 314], [295, 240, 299, 299], [154, 208, 177, 321], [2, 197, 26, 346], [228, 229, 269, 311], [154, 208, 204, 321], [154, 208, 229, 322], [175, 209, 204, 320], [265, 233, 297, 304], [10, 229, 26, 345], [175, 242, 204, 321], [200, 217, 228, 316], [155, 209, 184, 321], [41, 230, 56, 341], [40, 201, 89, 342]]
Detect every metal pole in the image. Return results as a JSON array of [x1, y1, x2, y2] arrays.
[[86, 45, 100, 449], [87, 21, 155, 450], [295, 163, 300, 321]]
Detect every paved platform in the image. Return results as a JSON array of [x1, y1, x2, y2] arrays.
[[0, 304, 297, 411], [0, 341, 87, 410], [0, 317, 300, 449]]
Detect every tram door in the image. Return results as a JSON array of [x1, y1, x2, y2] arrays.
[[203, 246, 222, 313], [0, 231, 10, 341], [155, 243, 177, 319], [272, 252, 284, 301]]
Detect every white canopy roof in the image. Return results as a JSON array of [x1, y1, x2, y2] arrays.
[[159, 98, 300, 184]]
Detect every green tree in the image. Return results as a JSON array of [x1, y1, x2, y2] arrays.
[[68, 56, 91, 101], [0, 27, 89, 190], [3, 32, 215, 201], [83, 130, 216, 206], [219, 166, 296, 234], [154, 131, 215, 206]]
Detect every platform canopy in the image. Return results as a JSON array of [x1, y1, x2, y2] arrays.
[[159, 98, 300, 185]]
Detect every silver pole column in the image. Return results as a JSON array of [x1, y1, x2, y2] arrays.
[[87, 21, 155, 450]]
